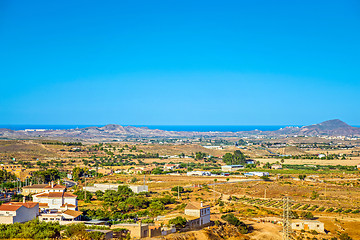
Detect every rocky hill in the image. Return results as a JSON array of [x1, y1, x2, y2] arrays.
[[275, 119, 360, 136]]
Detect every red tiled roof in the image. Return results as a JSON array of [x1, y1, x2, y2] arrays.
[[34, 192, 77, 198], [0, 202, 38, 211], [185, 202, 210, 210], [63, 210, 82, 218], [0, 205, 22, 211], [22, 184, 48, 189], [61, 204, 76, 207], [44, 184, 66, 189]]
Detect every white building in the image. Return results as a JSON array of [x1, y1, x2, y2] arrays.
[[0, 202, 39, 224], [83, 184, 148, 194], [38, 209, 82, 222], [244, 172, 269, 177], [185, 202, 211, 227], [221, 165, 244, 172], [271, 164, 282, 169], [186, 171, 208, 176], [163, 164, 180, 171], [245, 160, 255, 165], [291, 220, 325, 233], [33, 192, 78, 210], [32, 191, 82, 223]]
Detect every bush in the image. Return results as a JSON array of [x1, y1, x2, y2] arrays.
[[171, 186, 184, 192], [300, 211, 314, 220], [169, 216, 187, 229], [221, 213, 250, 234], [326, 207, 334, 212]]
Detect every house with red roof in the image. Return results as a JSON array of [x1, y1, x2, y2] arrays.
[[22, 181, 66, 196], [0, 201, 39, 224], [33, 191, 78, 210]]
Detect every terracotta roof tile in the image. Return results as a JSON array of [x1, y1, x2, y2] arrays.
[[44, 184, 66, 189], [63, 210, 82, 218], [185, 202, 210, 210], [0, 202, 38, 211], [61, 204, 76, 207], [22, 184, 48, 189], [0, 205, 22, 211], [34, 192, 77, 198]]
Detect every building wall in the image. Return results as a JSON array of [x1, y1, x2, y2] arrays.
[[149, 226, 162, 237], [33, 196, 77, 209], [0, 216, 14, 224], [112, 224, 149, 238], [185, 209, 200, 217], [291, 221, 324, 233], [12, 205, 39, 223]]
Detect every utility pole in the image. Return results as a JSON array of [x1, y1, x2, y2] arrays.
[[84, 177, 87, 202], [282, 196, 292, 240], [264, 189, 267, 199]]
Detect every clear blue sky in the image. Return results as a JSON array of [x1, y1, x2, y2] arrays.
[[1, 0, 359, 126]]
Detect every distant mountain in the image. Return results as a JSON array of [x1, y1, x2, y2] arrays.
[[0, 120, 359, 140], [276, 119, 360, 136]]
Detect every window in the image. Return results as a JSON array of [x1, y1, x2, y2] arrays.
[[317, 225, 320, 227], [296, 224, 299, 227], [50, 218, 54, 220], [43, 218, 48, 220]]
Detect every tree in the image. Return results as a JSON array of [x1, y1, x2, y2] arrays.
[[195, 152, 206, 160], [117, 185, 134, 196], [130, 177, 138, 183], [74, 190, 93, 202], [311, 191, 319, 200], [300, 211, 314, 220], [72, 167, 88, 182], [169, 216, 187, 229], [95, 190, 104, 200], [263, 162, 271, 169], [221, 213, 250, 234], [298, 175, 306, 181], [171, 186, 184, 192], [33, 169, 61, 183], [222, 150, 246, 165]]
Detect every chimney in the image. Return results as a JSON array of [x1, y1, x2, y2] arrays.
[[51, 181, 54, 188], [23, 196, 26, 203], [201, 201, 203, 207], [57, 179, 60, 185]]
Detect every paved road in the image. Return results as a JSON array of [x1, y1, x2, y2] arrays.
[[63, 180, 77, 188]]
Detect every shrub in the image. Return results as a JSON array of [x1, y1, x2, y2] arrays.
[[300, 211, 314, 220], [221, 213, 250, 234], [169, 216, 187, 229]]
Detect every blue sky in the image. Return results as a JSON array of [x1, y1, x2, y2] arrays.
[[1, 0, 359, 125]]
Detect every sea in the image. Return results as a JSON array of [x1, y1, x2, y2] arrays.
[[0, 125, 302, 132]]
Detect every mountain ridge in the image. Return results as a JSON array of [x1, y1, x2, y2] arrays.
[[0, 119, 359, 140]]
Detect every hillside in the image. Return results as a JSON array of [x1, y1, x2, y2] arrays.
[[0, 119, 359, 140]]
